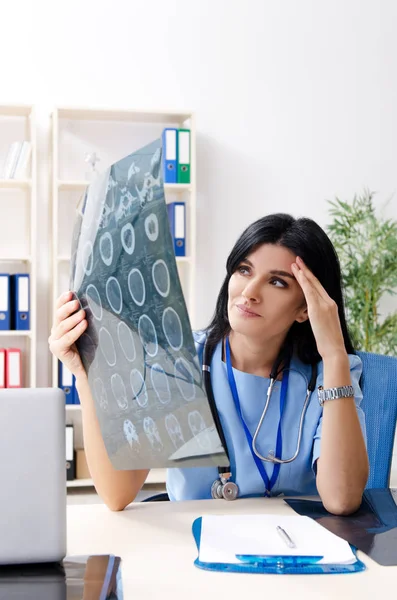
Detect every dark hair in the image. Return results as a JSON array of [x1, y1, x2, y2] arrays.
[[206, 213, 355, 364]]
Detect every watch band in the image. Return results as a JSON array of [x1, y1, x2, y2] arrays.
[[317, 385, 354, 406]]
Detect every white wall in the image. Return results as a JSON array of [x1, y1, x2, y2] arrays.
[[1, 0, 397, 395]]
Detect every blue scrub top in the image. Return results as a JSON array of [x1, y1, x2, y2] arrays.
[[166, 330, 367, 501]]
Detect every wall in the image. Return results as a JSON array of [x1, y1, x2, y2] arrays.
[[1, 0, 397, 473]]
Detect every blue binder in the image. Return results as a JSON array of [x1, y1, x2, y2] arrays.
[[192, 517, 365, 574], [162, 128, 178, 183], [59, 361, 75, 404], [11, 274, 30, 330], [167, 202, 186, 256], [0, 274, 10, 331]]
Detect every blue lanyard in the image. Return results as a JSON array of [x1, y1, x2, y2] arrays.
[[225, 336, 289, 495]]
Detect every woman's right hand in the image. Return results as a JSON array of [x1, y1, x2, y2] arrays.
[[48, 291, 88, 381]]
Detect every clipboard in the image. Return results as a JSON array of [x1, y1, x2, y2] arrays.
[[192, 517, 366, 574]]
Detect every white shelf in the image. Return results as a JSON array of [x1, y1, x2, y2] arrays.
[[66, 468, 167, 489], [0, 105, 33, 117], [164, 183, 192, 192], [57, 106, 192, 123], [0, 256, 31, 263], [57, 180, 191, 193], [67, 478, 93, 488], [57, 180, 89, 191], [0, 330, 31, 337], [0, 179, 31, 189]]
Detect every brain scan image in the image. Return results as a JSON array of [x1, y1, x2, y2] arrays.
[[86, 284, 103, 321], [111, 373, 129, 410], [121, 222, 135, 255], [117, 321, 136, 362], [188, 410, 210, 450], [150, 363, 171, 405], [174, 358, 196, 401], [99, 327, 117, 366], [123, 419, 140, 449], [72, 138, 228, 470], [128, 268, 146, 306], [93, 378, 109, 411], [138, 314, 158, 357], [130, 368, 148, 408], [152, 259, 170, 298], [165, 413, 185, 449], [143, 417, 163, 451], [144, 213, 159, 242], [100, 232, 114, 266]]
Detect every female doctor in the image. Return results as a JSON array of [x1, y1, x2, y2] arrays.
[[48, 213, 368, 515]]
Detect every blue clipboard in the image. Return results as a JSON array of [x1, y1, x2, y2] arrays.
[[192, 517, 366, 574]]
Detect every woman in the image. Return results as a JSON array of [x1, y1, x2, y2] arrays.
[[49, 213, 368, 514]]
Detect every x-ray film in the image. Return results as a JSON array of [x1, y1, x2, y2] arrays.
[[69, 139, 229, 470]]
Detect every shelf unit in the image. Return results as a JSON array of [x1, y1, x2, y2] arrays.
[[66, 469, 167, 489], [0, 105, 37, 387], [51, 106, 196, 487]]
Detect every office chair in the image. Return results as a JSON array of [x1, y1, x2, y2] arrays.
[[358, 351, 397, 489], [142, 351, 397, 501], [142, 491, 169, 502]]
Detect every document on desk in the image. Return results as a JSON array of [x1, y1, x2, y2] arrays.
[[199, 515, 356, 565]]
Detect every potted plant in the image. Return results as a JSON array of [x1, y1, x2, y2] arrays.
[[327, 190, 397, 356]]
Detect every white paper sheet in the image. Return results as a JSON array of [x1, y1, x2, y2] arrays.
[[199, 514, 356, 565]]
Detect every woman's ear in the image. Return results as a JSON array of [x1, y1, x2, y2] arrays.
[[295, 306, 309, 324]]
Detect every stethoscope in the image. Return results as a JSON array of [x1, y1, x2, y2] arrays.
[[202, 336, 318, 500]]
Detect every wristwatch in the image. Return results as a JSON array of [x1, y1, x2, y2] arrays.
[[317, 385, 354, 406]]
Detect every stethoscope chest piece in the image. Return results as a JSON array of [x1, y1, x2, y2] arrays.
[[211, 478, 239, 500], [211, 479, 223, 499], [222, 481, 239, 500]]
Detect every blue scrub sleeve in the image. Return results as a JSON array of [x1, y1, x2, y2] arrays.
[[312, 354, 367, 469]]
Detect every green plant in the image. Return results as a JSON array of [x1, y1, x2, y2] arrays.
[[327, 190, 397, 356]]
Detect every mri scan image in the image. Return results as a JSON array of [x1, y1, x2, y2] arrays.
[[69, 139, 228, 470]]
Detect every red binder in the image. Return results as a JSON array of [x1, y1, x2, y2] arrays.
[[5, 348, 22, 388], [0, 348, 5, 388]]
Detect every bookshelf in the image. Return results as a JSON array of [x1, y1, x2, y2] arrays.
[[0, 105, 37, 387], [51, 106, 196, 487]]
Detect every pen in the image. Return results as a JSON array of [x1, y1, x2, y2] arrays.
[[276, 525, 296, 549]]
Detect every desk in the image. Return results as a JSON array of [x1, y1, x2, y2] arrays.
[[67, 498, 396, 600]]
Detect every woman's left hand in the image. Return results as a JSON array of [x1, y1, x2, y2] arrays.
[[291, 256, 346, 360]]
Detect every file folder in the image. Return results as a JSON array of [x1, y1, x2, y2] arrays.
[[167, 202, 186, 256], [59, 361, 75, 404], [0, 274, 11, 331], [0, 348, 5, 389], [5, 348, 22, 388], [162, 128, 178, 184], [11, 274, 30, 330], [177, 129, 191, 184], [66, 425, 75, 480]]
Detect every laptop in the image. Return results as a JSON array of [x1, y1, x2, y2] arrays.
[[0, 388, 66, 565]]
